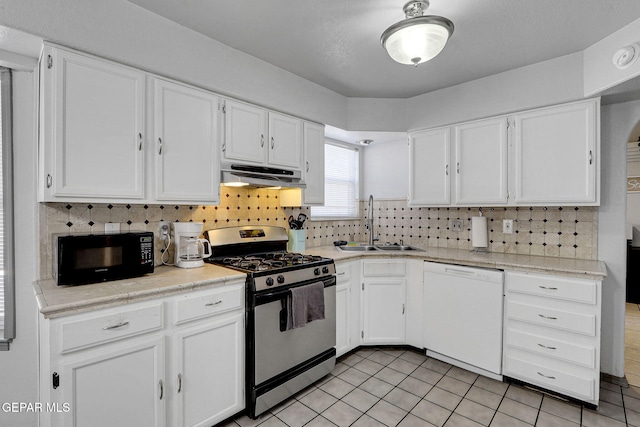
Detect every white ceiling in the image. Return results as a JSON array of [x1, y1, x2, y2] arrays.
[[127, 0, 640, 99]]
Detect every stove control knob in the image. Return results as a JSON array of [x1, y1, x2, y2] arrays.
[[277, 275, 285, 284], [322, 266, 330, 274], [266, 277, 274, 287], [314, 268, 321, 276]]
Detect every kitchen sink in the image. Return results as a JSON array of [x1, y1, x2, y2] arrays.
[[337, 245, 378, 251], [374, 245, 423, 251], [336, 244, 424, 252]]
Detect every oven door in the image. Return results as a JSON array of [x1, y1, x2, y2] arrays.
[[253, 277, 336, 385]]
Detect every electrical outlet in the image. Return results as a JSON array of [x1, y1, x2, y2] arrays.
[[503, 219, 514, 234], [159, 221, 170, 241], [105, 222, 120, 234], [451, 219, 464, 231]]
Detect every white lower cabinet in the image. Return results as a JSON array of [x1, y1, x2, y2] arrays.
[[362, 259, 407, 344], [503, 271, 601, 405], [172, 312, 244, 427], [335, 260, 361, 356], [40, 282, 245, 427]]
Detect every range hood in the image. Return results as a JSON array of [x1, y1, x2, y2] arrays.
[[220, 162, 305, 189]]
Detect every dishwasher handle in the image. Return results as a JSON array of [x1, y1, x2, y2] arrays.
[[444, 267, 477, 277]]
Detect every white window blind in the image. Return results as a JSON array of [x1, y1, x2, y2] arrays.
[[311, 143, 359, 219], [0, 67, 14, 350]]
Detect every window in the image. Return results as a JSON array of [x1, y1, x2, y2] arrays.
[[0, 67, 14, 350], [311, 142, 359, 219]]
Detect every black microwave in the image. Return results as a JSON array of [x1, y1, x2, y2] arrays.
[[54, 232, 154, 286]]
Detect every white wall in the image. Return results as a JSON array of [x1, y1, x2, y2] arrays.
[[362, 140, 409, 199], [405, 53, 585, 131], [600, 100, 640, 377], [0, 71, 39, 427]]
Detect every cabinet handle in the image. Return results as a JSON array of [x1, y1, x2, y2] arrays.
[[138, 133, 142, 151], [205, 300, 223, 307], [538, 343, 557, 350], [102, 321, 130, 330], [306, 161, 310, 173], [222, 142, 226, 152], [336, 272, 346, 276], [402, 304, 405, 315], [177, 373, 182, 393], [159, 380, 164, 400], [158, 137, 163, 155], [538, 314, 557, 320], [271, 136, 275, 149], [539, 286, 558, 291], [445, 164, 449, 176], [46, 174, 53, 188], [589, 150, 593, 165], [537, 372, 556, 380], [261, 134, 265, 147], [456, 162, 460, 174]]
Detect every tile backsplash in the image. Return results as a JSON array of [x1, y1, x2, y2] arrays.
[[39, 190, 598, 279]]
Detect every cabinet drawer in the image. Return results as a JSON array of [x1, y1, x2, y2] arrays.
[[506, 272, 597, 305], [335, 262, 352, 283], [175, 284, 243, 325], [506, 301, 596, 336], [504, 354, 595, 401], [505, 327, 596, 368], [363, 260, 406, 277], [60, 302, 163, 353]]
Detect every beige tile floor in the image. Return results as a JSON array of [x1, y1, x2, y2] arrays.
[[222, 347, 640, 427], [626, 303, 640, 387]]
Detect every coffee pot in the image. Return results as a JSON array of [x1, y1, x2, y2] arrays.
[[172, 222, 211, 268]]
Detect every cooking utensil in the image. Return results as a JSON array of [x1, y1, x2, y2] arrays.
[[288, 215, 298, 229], [297, 213, 307, 228]]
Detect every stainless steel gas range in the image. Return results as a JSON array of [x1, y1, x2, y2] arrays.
[[204, 225, 336, 419]]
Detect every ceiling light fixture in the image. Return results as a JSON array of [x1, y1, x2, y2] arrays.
[[359, 139, 374, 146], [381, 0, 454, 66]]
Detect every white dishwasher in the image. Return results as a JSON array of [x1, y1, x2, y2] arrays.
[[423, 262, 504, 379]]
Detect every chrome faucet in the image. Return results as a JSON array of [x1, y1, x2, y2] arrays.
[[366, 194, 379, 245]]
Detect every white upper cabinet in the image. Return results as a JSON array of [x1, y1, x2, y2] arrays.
[[222, 99, 303, 170], [153, 78, 220, 204], [302, 122, 325, 205], [512, 99, 599, 205], [268, 112, 303, 169], [222, 99, 267, 164], [454, 117, 509, 205], [40, 44, 145, 201], [409, 98, 600, 207], [409, 127, 451, 206]]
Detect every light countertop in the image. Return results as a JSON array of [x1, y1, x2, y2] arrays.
[[35, 246, 606, 319]]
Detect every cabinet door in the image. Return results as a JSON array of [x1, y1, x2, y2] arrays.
[[303, 122, 325, 205], [268, 112, 303, 169], [363, 279, 406, 344], [513, 99, 599, 205], [335, 282, 351, 357], [409, 127, 450, 206], [223, 99, 266, 164], [153, 79, 220, 203], [58, 336, 165, 427], [454, 117, 508, 205], [45, 46, 145, 199], [173, 313, 244, 427]]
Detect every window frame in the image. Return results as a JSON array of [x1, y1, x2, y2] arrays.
[[0, 67, 15, 350], [310, 140, 361, 221]]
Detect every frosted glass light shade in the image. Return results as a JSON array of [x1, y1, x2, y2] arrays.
[[381, 16, 453, 65]]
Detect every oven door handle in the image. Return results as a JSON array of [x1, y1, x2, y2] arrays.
[[256, 276, 336, 304]]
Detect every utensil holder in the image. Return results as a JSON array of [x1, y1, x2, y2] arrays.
[[288, 229, 306, 252]]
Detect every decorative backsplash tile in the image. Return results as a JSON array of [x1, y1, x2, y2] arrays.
[[39, 191, 598, 279]]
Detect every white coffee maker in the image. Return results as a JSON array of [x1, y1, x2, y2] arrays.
[[172, 222, 212, 268]]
